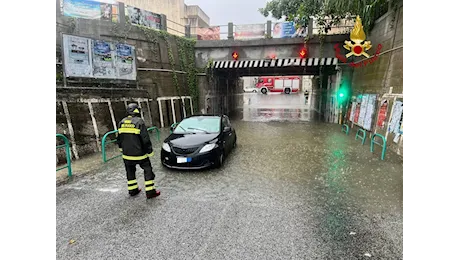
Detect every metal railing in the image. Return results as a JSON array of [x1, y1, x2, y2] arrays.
[[371, 133, 387, 160], [341, 124, 350, 135], [355, 128, 367, 145], [101, 130, 120, 163], [56, 134, 72, 177], [101, 127, 161, 163]]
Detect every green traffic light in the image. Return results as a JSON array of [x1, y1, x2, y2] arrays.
[[339, 93, 344, 98]]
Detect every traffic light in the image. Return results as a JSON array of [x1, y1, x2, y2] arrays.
[[337, 84, 349, 105], [299, 48, 307, 58], [232, 52, 238, 60]]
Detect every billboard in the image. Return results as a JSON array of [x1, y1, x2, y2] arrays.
[[63, 0, 119, 22], [125, 5, 162, 30], [272, 21, 296, 38], [63, 34, 136, 80], [234, 24, 265, 40], [197, 27, 220, 40]]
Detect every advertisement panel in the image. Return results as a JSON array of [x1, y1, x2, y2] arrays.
[[92, 40, 116, 78], [358, 94, 369, 127], [363, 94, 377, 130], [63, 0, 119, 22], [126, 5, 162, 29], [350, 102, 357, 121], [115, 44, 137, 80], [272, 21, 296, 38], [63, 34, 93, 77], [197, 27, 220, 40], [234, 24, 265, 40]]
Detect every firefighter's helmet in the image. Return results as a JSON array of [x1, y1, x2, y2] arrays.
[[127, 103, 140, 115]]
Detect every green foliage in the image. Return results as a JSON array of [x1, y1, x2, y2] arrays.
[[259, 0, 392, 34]]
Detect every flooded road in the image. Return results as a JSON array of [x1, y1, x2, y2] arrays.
[[57, 93, 403, 259]]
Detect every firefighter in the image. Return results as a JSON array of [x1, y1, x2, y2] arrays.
[[117, 103, 160, 199]]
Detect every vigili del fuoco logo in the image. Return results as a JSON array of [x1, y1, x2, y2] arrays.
[[334, 16, 382, 68]]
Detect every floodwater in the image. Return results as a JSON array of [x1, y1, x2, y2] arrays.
[[56, 92, 403, 259]]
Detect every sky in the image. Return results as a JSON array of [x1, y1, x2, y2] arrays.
[[184, 0, 278, 26]]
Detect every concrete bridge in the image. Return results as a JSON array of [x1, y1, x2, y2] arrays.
[[194, 34, 349, 76]]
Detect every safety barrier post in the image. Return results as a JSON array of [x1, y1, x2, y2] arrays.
[[56, 134, 72, 177], [371, 133, 387, 160], [170, 123, 178, 134], [147, 126, 160, 141], [355, 128, 367, 145], [341, 124, 350, 135], [101, 130, 121, 163]]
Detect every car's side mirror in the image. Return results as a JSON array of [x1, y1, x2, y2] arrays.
[[223, 126, 231, 133]]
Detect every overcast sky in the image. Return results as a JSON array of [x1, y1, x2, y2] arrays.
[[184, 0, 278, 26]]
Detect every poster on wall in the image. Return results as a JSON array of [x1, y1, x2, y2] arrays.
[[354, 103, 360, 123], [389, 101, 403, 134], [377, 99, 389, 129], [358, 94, 369, 127], [125, 5, 162, 29], [115, 44, 137, 80], [363, 94, 377, 130], [234, 24, 265, 40], [350, 102, 357, 121], [92, 40, 116, 78], [63, 34, 93, 77], [63, 0, 119, 22], [272, 21, 296, 38]]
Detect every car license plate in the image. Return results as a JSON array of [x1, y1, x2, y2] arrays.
[[177, 157, 191, 163]]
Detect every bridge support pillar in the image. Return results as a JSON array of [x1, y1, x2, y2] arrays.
[[266, 21, 272, 38], [228, 22, 234, 40]]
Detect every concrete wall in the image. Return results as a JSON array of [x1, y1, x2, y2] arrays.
[[348, 2, 403, 156], [56, 13, 200, 162]]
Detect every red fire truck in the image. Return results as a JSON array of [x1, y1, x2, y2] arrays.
[[255, 76, 301, 94]]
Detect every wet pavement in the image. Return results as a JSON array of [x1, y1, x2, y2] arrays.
[[57, 93, 403, 259]]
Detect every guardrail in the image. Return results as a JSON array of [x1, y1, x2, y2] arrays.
[[355, 128, 367, 145], [371, 133, 387, 160], [147, 126, 160, 141], [341, 124, 350, 135], [56, 134, 72, 177], [102, 127, 162, 163]]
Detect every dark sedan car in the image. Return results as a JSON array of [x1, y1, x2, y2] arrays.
[[161, 115, 237, 169]]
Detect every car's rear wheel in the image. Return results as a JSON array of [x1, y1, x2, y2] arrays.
[[253, 89, 257, 93], [284, 88, 291, 94], [261, 88, 268, 94]]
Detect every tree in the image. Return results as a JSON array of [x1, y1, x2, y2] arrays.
[[259, 0, 393, 34]]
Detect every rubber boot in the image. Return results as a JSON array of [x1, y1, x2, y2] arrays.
[[146, 190, 161, 199]]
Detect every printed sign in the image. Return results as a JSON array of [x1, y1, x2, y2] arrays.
[[272, 22, 296, 38], [115, 44, 137, 80], [92, 40, 116, 78], [377, 100, 388, 128], [63, 34, 93, 77], [197, 27, 220, 40], [363, 94, 377, 130], [234, 24, 265, 40], [389, 101, 403, 134], [126, 5, 162, 29], [350, 102, 357, 121], [63, 0, 119, 22], [358, 94, 369, 127]]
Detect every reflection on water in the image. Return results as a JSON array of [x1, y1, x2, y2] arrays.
[[234, 92, 319, 122], [237, 108, 318, 122]]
